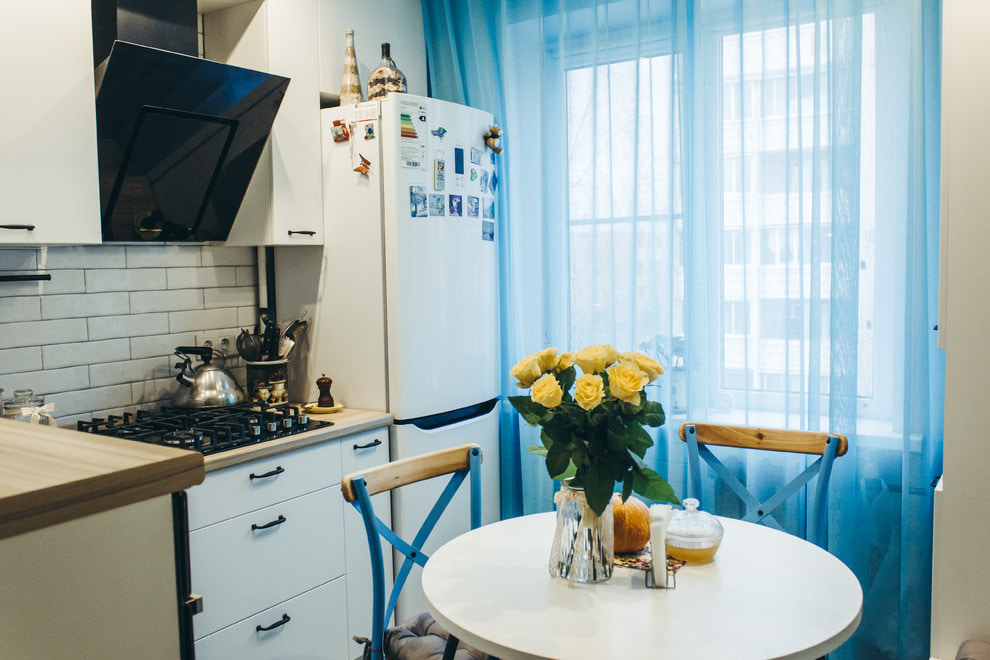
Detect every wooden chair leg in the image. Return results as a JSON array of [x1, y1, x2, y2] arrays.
[[442, 634, 459, 660]]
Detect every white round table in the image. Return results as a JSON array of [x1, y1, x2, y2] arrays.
[[421, 512, 862, 659]]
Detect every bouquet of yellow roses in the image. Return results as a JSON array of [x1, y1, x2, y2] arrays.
[[509, 344, 679, 516]]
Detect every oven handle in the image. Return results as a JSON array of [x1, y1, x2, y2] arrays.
[[249, 466, 285, 480], [251, 515, 286, 531], [256, 613, 291, 632]]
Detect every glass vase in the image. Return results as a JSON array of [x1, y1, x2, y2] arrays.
[[366, 42, 407, 101], [339, 29, 364, 105], [549, 479, 614, 582]]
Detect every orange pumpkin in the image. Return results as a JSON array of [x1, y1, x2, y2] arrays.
[[612, 494, 652, 553]]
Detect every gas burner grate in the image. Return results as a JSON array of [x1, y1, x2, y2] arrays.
[[77, 402, 332, 455]]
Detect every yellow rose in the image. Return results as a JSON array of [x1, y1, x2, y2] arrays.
[[530, 373, 563, 408], [510, 354, 542, 388], [557, 352, 574, 371], [606, 361, 650, 405], [574, 374, 605, 411], [534, 347, 560, 372], [573, 344, 620, 374], [622, 351, 664, 382]]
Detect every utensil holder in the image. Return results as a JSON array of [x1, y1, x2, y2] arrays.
[[246, 360, 289, 404]]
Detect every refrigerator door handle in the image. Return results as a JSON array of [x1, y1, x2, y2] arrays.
[[393, 398, 498, 431]]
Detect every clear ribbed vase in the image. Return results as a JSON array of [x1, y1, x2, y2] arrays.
[[549, 479, 614, 583]]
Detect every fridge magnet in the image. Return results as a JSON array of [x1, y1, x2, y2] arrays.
[[467, 196, 480, 218], [434, 153, 446, 191], [470, 147, 482, 165], [354, 153, 371, 175], [482, 220, 495, 241], [410, 185, 428, 217], [480, 170, 489, 192], [470, 168, 478, 182], [363, 123, 376, 140], [453, 145, 466, 190], [331, 119, 351, 143], [490, 171, 499, 193], [484, 198, 495, 219], [449, 194, 463, 217], [483, 125, 504, 154], [429, 194, 446, 216], [432, 126, 447, 139]]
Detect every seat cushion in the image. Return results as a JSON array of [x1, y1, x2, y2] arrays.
[[383, 612, 493, 660], [957, 640, 990, 660]]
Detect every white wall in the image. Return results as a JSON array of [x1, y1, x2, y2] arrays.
[[931, 0, 990, 656], [0, 245, 258, 427]]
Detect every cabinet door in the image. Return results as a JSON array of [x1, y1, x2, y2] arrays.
[[341, 428, 393, 657], [0, 2, 101, 245], [206, 0, 324, 246]]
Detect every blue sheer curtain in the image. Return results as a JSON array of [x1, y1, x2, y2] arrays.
[[423, 1, 943, 657]]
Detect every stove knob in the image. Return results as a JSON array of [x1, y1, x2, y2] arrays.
[[250, 423, 262, 437], [281, 417, 293, 430], [267, 421, 278, 433], [298, 414, 309, 426]]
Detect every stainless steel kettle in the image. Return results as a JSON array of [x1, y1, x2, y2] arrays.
[[173, 346, 246, 407]]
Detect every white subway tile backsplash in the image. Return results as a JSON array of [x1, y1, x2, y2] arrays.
[[125, 245, 202, 268], [1, 243, 260, 420], [46, 384, 133, 419], [132, 376, 182, 405], [0, 318, 88, 349], [235, 265, 258, 286], [0, 347, 42, 375], [90, 356, 173, 388], [167, 267, 237, 289], [130, 332, 197, 359], [0, 269, 86, 296], [202, 246, 256, 267], [87, 268, 167, 292], [204, 286, 256, 309], [0, 249, 39, 271], [169, 308, 238, 333], [129, 288, 204, 314], [1, 296, 41, 323], [41, 292, 129, 320], [39, 246, 126, 270], [43, 339, 130, 369], [89, 312, 169, 340], [7, 366, 89, 396]]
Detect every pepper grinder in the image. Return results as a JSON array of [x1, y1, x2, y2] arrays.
[[316, 374, 335, 408]]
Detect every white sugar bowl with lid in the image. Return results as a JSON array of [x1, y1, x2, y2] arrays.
[[665, 498, 724, 564]]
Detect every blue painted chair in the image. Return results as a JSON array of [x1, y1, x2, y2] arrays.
[[679, 422, 848, 548], [341, 443, 486, 660]]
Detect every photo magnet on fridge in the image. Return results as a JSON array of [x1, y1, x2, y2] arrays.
[[484, 199, 495, 219], [467, 196, 480, 218], [482, 220, 495, 241], [331, 119, 350, 143], [449, 194, 463, 217], [410, 186, 428, 218], [429, 194, 446, 216], [480, 170, 489, 192], [434, 153, 445, 191], [470, 147, 482, 165]]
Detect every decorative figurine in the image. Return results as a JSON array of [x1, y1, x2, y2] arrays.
[[317, 374, 335, 408], [483, 125, 504, 154]]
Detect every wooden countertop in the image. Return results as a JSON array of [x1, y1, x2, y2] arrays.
[[0, 418, 205, 541], [203, 407, 392, 472]]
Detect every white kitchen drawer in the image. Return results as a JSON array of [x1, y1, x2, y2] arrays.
[[188, 440, 341, 530], [340, 428, 393, 658], [191, 487, 345, 639], [194, 577, 349, 660]]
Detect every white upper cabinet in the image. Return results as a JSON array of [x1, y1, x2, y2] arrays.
[[206, 0, 325, 246], [0, 3, 102, 245]]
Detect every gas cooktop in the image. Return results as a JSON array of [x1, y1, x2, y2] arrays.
[[76, 402, 332, 455]]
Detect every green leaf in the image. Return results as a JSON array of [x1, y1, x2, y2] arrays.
[[621, 472, 634, 502], [606, 416, 628, 451], [632, 467, 680, 504], [626, 423, 654, 458], [637, 400, 666, 427], [582, 463, 614, 516], [556, 366, 576, 397], [527, 444, 548, 457], [509, 395, 545, 425], [545, 440, 571, 479]]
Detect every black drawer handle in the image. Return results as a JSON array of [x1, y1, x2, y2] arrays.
[[249, 466, 284, 480], [256, 613, 290, 632], [354, 438, 383, 451], [287, 230, 316, 236], [0, 224, 35, 230], [251, 514, 286, 531]]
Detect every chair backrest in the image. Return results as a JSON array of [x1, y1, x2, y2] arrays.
[[678, 422, 847, 547], [341, 444, 483, 660]]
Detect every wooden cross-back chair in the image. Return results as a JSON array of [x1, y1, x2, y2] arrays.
[[341, 443, 483, 660], [679, 422, 848, 548]]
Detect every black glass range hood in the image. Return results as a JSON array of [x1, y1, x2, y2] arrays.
[[95, 41, 290, 242]]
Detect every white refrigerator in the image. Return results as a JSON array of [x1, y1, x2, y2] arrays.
[[290, 93, 501, 622]]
